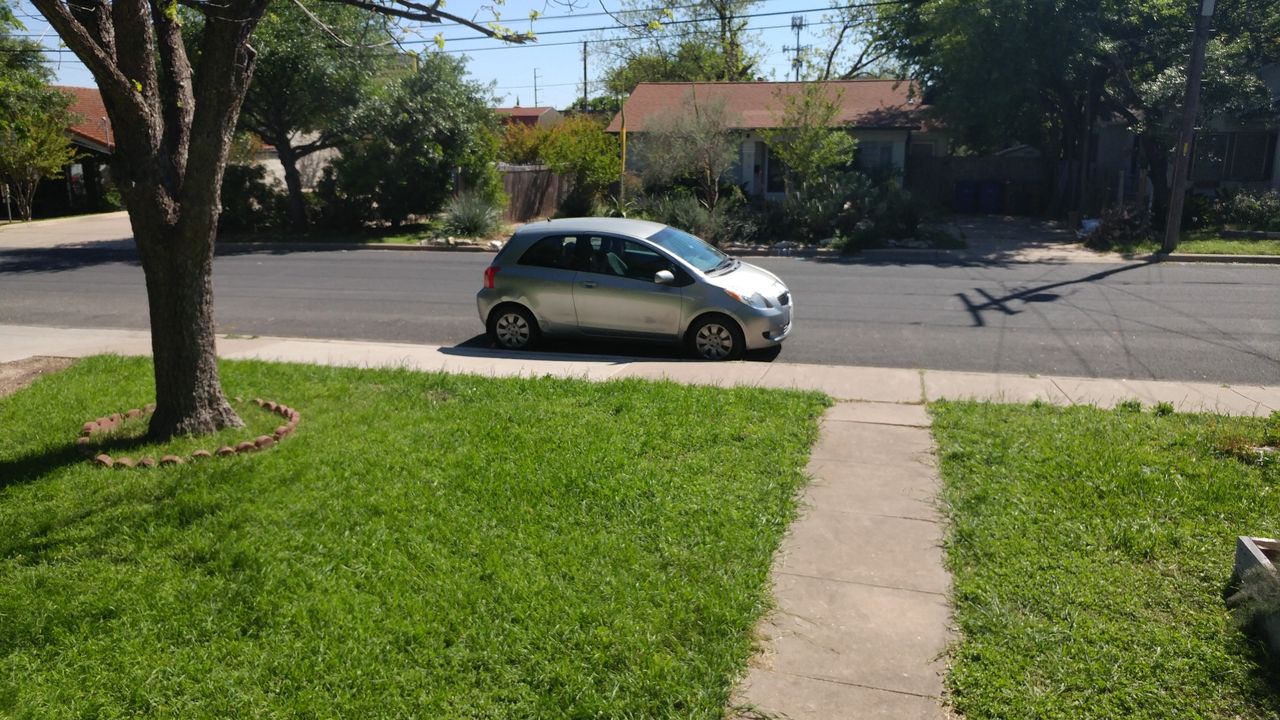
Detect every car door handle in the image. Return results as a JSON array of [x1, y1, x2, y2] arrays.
[[580, 281, 597, 289]]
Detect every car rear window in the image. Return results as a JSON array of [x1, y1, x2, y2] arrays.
[[517, 236, 576, 269]]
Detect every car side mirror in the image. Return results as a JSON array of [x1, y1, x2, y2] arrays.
[[654, 270, 675, 285]]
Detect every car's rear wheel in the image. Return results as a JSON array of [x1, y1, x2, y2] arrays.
[[687, 314, 744, 361], [488, 304, 540, 351]]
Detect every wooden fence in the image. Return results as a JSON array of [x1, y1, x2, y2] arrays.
[[906, 155, 1048, 215], [499, 164, 569, 222]]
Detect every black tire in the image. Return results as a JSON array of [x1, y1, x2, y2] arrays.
[[686, 314, 745, 361], [487, 304, 541, 351]]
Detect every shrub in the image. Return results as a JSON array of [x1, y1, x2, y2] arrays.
[[634, 189, 757, 246], [327, 54, 500, 227], [1083, 205, 1153, 251], [1209, 189, 1280, 232], [782, 171, 919, 249], [498, 123, 549, 164], [312, 166, 373, 230], [641, 191, 711, 237], [541, 116, 620, 216], [443, 192, 503, 238], [218, 164, 286, 233]]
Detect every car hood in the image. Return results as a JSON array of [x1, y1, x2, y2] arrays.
[[704, 260, 789, 298]]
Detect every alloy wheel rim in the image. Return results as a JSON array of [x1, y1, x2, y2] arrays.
[[695, 324, 733, 360], [496, 313, 530, 347]]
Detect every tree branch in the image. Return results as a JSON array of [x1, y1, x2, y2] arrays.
[[821, 22, 849, 81], [334, 0, 530, 41], [28, 0, 140, 109], [150, 0, 195, 192]]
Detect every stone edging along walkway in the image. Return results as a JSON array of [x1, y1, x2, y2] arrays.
[[79, 398, 300, 469]]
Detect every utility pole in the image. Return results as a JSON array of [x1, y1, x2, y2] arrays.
[[1163, 0, 1216, 253], [782, 15, 808, 82], [582, 41, 589, 110], [533, 68, 540, 107]]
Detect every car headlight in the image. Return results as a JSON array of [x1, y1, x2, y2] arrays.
[[723, 288, 771, 309]]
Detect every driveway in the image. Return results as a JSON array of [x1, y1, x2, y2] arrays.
[[0, 211, 134, 250], [946, 215, 1122, 264]]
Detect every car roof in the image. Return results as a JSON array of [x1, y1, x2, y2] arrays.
[[512, 217, 669, 240]]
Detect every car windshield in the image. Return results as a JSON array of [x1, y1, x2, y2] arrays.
[[647, 226, 730, 273]]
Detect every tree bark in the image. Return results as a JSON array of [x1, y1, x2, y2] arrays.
[[133, 211, 242, 437], [1139, 131, 1171, 226], [273, 139, 309, 229]]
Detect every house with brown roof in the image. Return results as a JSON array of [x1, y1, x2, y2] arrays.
[[24, 86, 117, 217], [493, 106, 562, 129], [57, 85, 115, 155], [606, 80, 946, 198]]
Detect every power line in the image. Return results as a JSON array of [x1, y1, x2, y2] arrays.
[[437, 18, 847, 55], [431, 0, 907, 44]]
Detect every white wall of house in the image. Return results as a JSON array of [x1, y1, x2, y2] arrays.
[[735, 129, 913, 198]]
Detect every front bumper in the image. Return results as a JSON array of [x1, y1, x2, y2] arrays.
[[739, 301, 793, 350]]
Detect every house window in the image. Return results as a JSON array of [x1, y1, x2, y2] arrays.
[[1226, 132, 1275, 182], [858, 141, 895, 171], [1191, 133, 1230, 181], [909, 142, 936, 158]]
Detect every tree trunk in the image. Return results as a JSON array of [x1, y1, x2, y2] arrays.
[[274, 139, 309, 230], [17, 180, 35, 221], [1139, 132, 1171, 227], [133, 212, 242, 439]]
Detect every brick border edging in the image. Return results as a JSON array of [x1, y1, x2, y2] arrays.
[[79, 398, 300, 468]]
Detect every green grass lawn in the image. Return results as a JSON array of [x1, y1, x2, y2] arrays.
[[1096, 229, 1280, 256], [1177, 230, 1280, 256], [0, 356, 828, 717], [932, 401, 1280, 719]]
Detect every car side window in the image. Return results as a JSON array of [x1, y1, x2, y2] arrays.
[[517, 236, 578, 270], [620, 240, 675, 281]]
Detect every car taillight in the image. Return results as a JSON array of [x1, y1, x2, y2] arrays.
[[483, 266, 499, 289]]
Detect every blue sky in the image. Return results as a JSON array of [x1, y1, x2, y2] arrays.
[[10, 0, 847, 111]]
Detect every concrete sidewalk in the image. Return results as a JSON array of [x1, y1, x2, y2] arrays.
[[1, 324, 1275, 414], [3, 322, 1278, 719]]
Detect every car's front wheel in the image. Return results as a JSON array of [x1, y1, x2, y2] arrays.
[[687, 314, 744, 361], [488, 304, 540, 351]]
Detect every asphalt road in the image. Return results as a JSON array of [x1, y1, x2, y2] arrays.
[[1, 242, 1277, 384]]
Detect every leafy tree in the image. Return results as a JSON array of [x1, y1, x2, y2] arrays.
[[875, 0, 1278, 217], [565, 95, 623, 117], [0, 5, 76, 220], [598, 1, 761, 95], [328, 53, 501, 226], [813, 1, 890, 80], [497, 122, 550, 165], [760, 84, 858, 191], [187, 4, 393, 229], [31, 0, 524, 438], [637, 91, 740, 210], [540, 115, 621, 215]]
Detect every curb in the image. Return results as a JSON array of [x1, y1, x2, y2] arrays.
[[1155, 253, 1280, 265]]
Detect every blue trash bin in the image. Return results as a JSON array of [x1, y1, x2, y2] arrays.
[[978, 180, 1005, 214], [953, 180, 978, 213]]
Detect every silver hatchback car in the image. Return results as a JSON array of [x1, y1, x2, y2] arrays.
[[476, 218, 793, 360]]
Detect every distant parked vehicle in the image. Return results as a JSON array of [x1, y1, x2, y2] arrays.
[[476, 217, 793, 360]]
